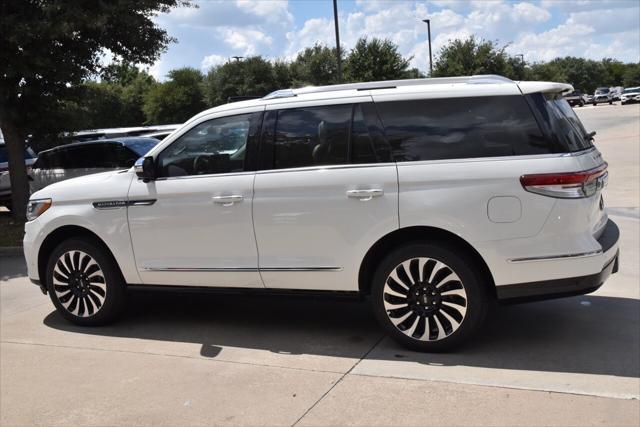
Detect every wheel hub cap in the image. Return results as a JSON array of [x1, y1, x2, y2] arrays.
[[52, 250, 107, 318], [383, 257, 468, 341]]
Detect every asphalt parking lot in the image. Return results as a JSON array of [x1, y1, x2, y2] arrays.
[[1, 104, 639, 426]]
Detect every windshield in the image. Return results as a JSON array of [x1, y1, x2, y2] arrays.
[[123, 138, 160, 156], [623, 87, 640, 94], [0, 145, 37, 163], [595, 88, 610, 94]]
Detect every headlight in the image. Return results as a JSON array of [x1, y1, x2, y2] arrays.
[[26, 198, 52, 221]]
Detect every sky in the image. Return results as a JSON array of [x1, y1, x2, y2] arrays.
[[147, 0, 640, 80]]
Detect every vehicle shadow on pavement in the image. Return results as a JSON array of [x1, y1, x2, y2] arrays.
[[43, 290, 640, 378]]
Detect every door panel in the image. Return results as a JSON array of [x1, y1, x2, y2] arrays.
[[127, 173, 261, 287], [127, 110, 264, 288], [253, 165, 398, 291]]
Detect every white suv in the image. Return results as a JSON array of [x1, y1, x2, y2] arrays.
[[23, 75, 620, 351]]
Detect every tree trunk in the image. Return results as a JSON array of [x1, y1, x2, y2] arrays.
[[1, 120, 29, 220]]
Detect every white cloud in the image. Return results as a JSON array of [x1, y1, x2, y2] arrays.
[[217, 27, 273, 56], [149, 0, 639, 80], [567, 7, 640, 34], [236, 0, 293, 25], [513, 2, 551, 23], [200, 54, 226, 70]]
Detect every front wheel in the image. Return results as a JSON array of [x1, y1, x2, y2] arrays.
[[371, 243, 490, 352], [46, 237, 126, 325]]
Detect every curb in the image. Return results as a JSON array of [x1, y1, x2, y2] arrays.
[[0, 246, 23, 256]]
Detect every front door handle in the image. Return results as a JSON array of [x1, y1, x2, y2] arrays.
[[212, 195, 244, 206], [346, 189, 384, 201]]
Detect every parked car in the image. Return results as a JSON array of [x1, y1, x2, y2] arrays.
[[620, 86, 640, 104], [563, 90, 586, 107], [23, 75, 619, 352], [592, 87, 614, 105], [584, 94, 594, 103], [0, 137, 37, 211], [138, 130, 174, 141], [30, 137, 159, 193], [59, 124, 181, 144]]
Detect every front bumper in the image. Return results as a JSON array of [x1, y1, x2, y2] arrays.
[[496, 219, 620, 303]]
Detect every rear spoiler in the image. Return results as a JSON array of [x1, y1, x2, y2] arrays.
[[517, 81, 574, 95]]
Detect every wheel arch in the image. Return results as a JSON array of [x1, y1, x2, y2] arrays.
[[358, 226, 496, 297], [38, 225, 123, 287]]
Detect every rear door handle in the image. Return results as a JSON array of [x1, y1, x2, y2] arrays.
[[212, 195, 244, 206], [346, 189, 384, 201]]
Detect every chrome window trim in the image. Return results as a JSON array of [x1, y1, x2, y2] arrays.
[[256, 162, 396, 175], [508, 250, 602, 263]]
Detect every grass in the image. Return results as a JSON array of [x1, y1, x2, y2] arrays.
[[0, 210, 25, 247]]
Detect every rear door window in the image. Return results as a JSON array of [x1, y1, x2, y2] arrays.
[[261, 105, 351, 170], [375, 96, 551, 162]]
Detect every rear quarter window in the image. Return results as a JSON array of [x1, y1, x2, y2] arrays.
[[376, 95, 551, 162], [525, 93, 593, 153]]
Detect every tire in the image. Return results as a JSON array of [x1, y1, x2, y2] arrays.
[[46, 237, 126, 325], [609, 100, 613, 105], [593, 103, 597, 106], [371, 243, 490, 352]]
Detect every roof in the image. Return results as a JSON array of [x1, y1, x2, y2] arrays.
[[187, 75, 574, 123], [38, 136, 159, 154]]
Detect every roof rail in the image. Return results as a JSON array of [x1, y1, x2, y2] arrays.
[[262, 75, 514, 100]]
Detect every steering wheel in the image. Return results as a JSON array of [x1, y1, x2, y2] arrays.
[[193, 155, 213, 175]]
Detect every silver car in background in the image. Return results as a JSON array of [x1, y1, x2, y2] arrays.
[[0, 135, 37, 210]]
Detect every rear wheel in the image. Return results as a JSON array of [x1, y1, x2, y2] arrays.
[[371, 243, 490, 352], [46, 237, 126, 325]]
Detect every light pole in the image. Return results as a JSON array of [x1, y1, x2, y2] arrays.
[[333, 0, 342, 83], [515, 53, 524, 63], [231, 56, 244, 62], [422, 19, 433, 76]]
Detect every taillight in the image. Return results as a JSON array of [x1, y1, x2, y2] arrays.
[[520, 163, 608, 199]]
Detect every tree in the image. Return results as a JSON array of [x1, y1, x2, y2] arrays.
[[528, 57, 608, 93], [144, 67, 206, 124], [344, 37, 417, 82], [623, 64, 640, 87], [432, 36, 515, 78], [290, 44, 341, 86], [204, 57, 279, 107], [0, 0, 189, 219]]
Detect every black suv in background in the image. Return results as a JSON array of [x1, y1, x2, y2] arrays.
[[563, 90, 586, 107], [30, 137, 159, 192]]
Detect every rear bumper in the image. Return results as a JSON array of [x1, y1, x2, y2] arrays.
[[497, 219, 620, 303]]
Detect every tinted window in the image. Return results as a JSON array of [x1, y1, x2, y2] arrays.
[[63, 145, 104, 168], [263, 105, 351, 170], [351, 104, 393, 164], [526, 93, 593, 152], [123, 138, 159, 156], [157, 113, 258, 177], [376, 96, 550, 162], [0, 146, 37, 163]]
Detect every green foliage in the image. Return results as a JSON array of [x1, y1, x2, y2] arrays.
[[527, 57, 608, 93], [345, 38, 417, 82], [0, 0, 191, 217], [204, 57, 282, 106], [144, 67, 206, 124], [432, 37, 516, 78], [290, 44, 341, 86], [623, 64, 640, 87]]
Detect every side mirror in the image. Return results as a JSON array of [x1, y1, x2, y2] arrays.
[[134, 156, 156, 181]]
